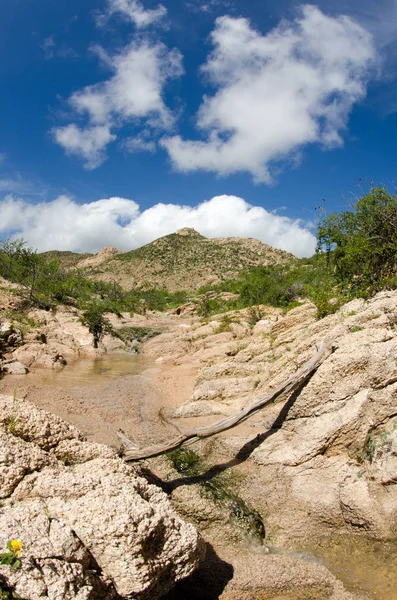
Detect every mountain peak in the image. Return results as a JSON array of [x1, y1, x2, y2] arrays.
[[175, 228, 204, 238]]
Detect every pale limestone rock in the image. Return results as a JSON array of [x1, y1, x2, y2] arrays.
[[0, 394, 204, 599], [1, 359, 29, 374], [149, 291, 397, 546]]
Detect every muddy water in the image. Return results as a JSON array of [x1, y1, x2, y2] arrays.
[[291, 536, 397, 600], [0, 352, 193, 447], [15, 352, 153, 388]]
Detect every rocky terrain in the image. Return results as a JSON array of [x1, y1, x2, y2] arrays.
[[142, 293, 397, 541], [42, 228, 295, 291], [141, 291, 397, 598], [0, 395, 204, 599], [1, 277, 397, 598]]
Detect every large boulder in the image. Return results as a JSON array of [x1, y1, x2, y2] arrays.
[[0, 395, 204, 600]]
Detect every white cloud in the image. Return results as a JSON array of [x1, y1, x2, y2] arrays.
[[162, 5, 376, 182], [52, 41, 183, 167], [52, 125, 116, 170], [71, 42, 182, 127], [42, 36, 56, 59], [185, 0, 232, 14], [123, 134, 156, 153], [41, 35, 79, 60], [104, 0, 167, 28], [0, 194, 316, 257]]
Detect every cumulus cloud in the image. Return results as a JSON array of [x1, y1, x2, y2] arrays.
[[0, 194, 316, 257], [52, 41, 183, 167], [162, 5, 376, 182], [100, 0, 167, 28], [52, 125, 116, 170]]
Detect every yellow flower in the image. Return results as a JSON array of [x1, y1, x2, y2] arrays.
[[10, 540, 22, 555]]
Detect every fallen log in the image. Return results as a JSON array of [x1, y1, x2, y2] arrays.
[[119, 341, 334, 461]]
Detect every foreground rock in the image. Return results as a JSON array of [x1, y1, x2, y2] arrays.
[[0, 395, 204, 599]]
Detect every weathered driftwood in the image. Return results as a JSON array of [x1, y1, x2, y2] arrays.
[[119, 341, 333, 461]]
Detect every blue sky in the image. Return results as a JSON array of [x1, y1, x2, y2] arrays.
[[1, 0, 397, 256]]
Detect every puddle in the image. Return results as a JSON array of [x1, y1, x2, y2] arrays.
[[6, 352, 154, 389], [293, 535, 397, 599], [0, 352, 186, 447]]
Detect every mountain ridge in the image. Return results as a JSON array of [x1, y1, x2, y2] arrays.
[[42, 228, 296, 292]]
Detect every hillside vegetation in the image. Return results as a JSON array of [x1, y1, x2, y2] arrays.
[[41, 250, 93, 269], [74, 227, 295, 291], [1, 186, 397, 325]]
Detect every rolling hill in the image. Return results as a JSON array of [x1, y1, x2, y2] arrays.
[[63, 228, 296, 291]]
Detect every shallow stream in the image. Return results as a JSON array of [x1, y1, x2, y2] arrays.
[[1, 354, 397, 599], [290, 535, 397, 599], [18, 352, 153, 388]]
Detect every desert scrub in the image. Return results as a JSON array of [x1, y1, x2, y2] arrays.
[[168, 449, 265, 542], [115, 326, 161, 344], [4, 390, 19, 435], [214, 314, 235, 334], [246, 306, 263, 327], [80, 302, 114, 348]]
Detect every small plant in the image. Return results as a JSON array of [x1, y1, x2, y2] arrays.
[[349, 325, 363, 333], [364, 435, 377, 463], [246, 306, 263, 328], [0, 540, 22, 569], [358, 430, 393, 466], [4, 390, 19, 435], [214, 314, 234, 334], [168, 448, 200, 473]]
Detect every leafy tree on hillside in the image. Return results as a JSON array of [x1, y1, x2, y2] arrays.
[[317, 187, 397, 294]]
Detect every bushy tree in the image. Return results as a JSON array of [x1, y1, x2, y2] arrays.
[[80, 302, 114, 348], [317, 187, 397, 294]]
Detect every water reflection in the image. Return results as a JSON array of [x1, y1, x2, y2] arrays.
[[22, 353, 152, 388], [294, 536, 397, 600]]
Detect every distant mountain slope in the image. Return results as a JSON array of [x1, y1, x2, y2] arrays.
[[76, 228, 295, 291], [41, 250, 93, 270]]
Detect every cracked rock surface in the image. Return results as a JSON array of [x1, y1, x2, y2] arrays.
[[0, 395, 204, 600], [144, 292, 397, 546]]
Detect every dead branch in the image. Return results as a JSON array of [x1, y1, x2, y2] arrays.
[[119, 341, 334, 461]]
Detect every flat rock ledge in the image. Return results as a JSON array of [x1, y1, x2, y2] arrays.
[[0, 394, 205, 600]]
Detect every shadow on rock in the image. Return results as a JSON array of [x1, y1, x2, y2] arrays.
[[161, 542, 233, 600], [162, 383, 304, 492]]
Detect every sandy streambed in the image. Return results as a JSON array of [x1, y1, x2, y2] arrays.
[[1, 342, 397, 600], [0, 351, 198, 449]]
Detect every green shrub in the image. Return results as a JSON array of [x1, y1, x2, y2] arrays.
[[317, 187, 397, 296], [80, 303, 114, 348]]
